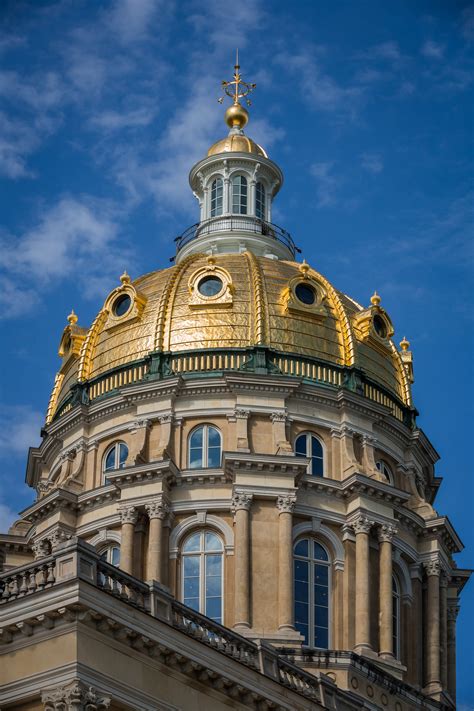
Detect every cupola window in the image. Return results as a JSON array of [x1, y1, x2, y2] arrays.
[[103, 441, 128, 482], [188, 425, 222, 469], [294, 538, 330, 648], [295, 283, 316, 305], [197, 275, 223, 297], [295, 433, 324, 476], [210, 177, 223, 217], [182, 530, 223, 623], [232, 175, 248, 214], [373, 314, 387, 339], [112, 293, 132, 318], [255, 181, 266, 220]]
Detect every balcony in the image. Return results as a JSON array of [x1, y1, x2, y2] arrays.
[[173, 215, 300, 261]]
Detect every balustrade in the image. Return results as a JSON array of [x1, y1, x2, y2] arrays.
[[0, 557, 56, 603]]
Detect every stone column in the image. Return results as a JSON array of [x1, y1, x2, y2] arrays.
[[234, 408, 250, 451], [409, 564, 423, 687], [439, 574, 448, 690], [119, 505, 138, 575], [447, 601, 459, 701], [378, 523, 397, 658], [232, 491, 253, 629], [42, 680, 110, 710], [352, 515, 374, 653], [145, 497, 170, 584], [276, 494, 296, 631], [423, 559, 442, 695]]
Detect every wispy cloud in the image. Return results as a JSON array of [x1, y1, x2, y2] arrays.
[[0, 405, 42, 456], [310, 162, 340, 207], [421, 40, 445, 59], [89, 106, 156, 131], [361, 152, 384, 174]]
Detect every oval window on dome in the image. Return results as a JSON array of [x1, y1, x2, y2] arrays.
[[113, 293, 132, 317], [198, 275, 223, 297], [295, 283, 316, 305], [373, 314, 387, 339]]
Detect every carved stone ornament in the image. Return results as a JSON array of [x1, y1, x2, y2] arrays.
[[119, 505, 139, 525], [270, 411, 286, 423], [49, 528, 72, 551], [378, 523, 398, 543], [276, 494, 296, 514], [41, 681, 111, 710], [423, 559, 441, 577], [234, 408, 250, 420], [351, 515, 375, 535], [280, 269, 327, 322], [145, 498, 170, 520], [231, 492, 253, 513], [447, 603, 460, 622], [32, 538, 51, 560]]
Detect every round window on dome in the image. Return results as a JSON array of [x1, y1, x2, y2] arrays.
[[198, 275, 223, 297], [113, 293, 132, 317], [373, 314, 387, 339], [295, 282, 316, 305]]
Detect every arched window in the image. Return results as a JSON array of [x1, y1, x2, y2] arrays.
[[231, 175, 247, 214], [392, 575, 401, 659], [188, 425, 221, 469], [376, 460, 393, 484], [100, 545, 120, 567], [210, 177, 223, 217], [103, 441, 128, 481], [295, 433, 324, 476], [255, 181, 266, 219], [182, 530, 223, 623], [294, 539, 330, 647]]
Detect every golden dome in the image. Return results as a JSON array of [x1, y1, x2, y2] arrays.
[[207, 133, 267, 158], [47, 254, 412, 424]]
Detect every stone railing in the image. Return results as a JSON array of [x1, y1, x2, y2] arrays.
[[0, 538, 325, 704]]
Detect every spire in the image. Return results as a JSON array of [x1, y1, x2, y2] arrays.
[[218, 52, 256, 131]]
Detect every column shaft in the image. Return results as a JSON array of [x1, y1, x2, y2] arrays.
[[278, 510, 293, 630], [147, 516, 163, 583], [447, 603, 458, 701], [424, 562, 441, 694], [352, 516, 374, 654], [379, 539, 393, 657], [121, 522, 135, 574], [234, 507, 250, 627], [439, 577, 448, 690]]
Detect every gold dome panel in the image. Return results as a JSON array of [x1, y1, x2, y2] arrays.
[[207, 134, 267, 158]]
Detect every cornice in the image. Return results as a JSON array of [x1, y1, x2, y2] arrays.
[[223, 451, 308, 478], [105, 459, 178, 489], [20, 488, 78, 524], [423, 516, 464, 554], [174, 468, 232, 487]]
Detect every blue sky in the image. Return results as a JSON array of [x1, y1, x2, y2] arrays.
[[0, 0, 472, 703]]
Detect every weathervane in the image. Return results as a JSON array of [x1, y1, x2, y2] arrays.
[[218, 50, 256, 107]]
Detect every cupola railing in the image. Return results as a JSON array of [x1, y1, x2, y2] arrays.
[[172, 215, 300, 260]]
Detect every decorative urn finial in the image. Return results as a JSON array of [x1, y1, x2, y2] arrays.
[[370, 290, 381, 307], [400, 336, 410, 351], [218, 50, 256, 131], [67, 309, 78, 325], [120, 270, 131, 285]]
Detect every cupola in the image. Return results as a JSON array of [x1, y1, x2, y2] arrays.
[[176, 56, 296, 263]]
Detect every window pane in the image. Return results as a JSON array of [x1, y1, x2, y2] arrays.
[[295, 601, 309, 624], [208, 426, 220, 447], [206, 574, 221, 597], [314, 627, 328, 648], [184, 576, 200, 598], [315, 584, 329, 606], [118, 443, 128, 467], [184, 596, 200, 612], [311, 456, 324, 477], [311, 436, 323, 459], [294, 579, 309, 604], [205, 532, 222, 551], [206, 596, 222, 622], [189, 449, 202, 469], [206, 554, 222, 577], [183, 534, 201, 553], [295, 435, 307, 456], [105, 447, 116, 471], [296, 622, 309, 644], [313, 543, 329, 562], [255, 182, 265, 220], [294, 539, 309, 557], [111, 547, 120, 566], [294, 559, 309, 582], [315, 604, 329, 627], [207, 446, 221, 468], [190, 428, 203, 448]]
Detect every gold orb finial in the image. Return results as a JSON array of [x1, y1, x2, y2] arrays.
[[299, 260, 310, 278], [400, 336, 410, 351], [370, 290, 381, 307], [218, 50, 256, 131], [120, 270, 131, 285], [67, 309, 78, 325]]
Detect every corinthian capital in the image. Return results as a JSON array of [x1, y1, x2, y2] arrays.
[[351, 515, 374, 535], [42, 681, 111, 710], [447, 602, 460, 622], [276, 494, 296, 514], [119, 505, 138, 525], [378, 523, 398, 543], [231, 491, 253, 513], [270, 411, 286, 423], [145, 498, 170, 520], [423, 559, 441, 577]]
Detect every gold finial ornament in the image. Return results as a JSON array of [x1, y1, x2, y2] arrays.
[[120, 270, 131, 285], [299, 260, 310, 278], [370, 291, 381, 307], [67, 309, 78, 325], [400, 336, 410, 351], [218, 50, 256, 130]]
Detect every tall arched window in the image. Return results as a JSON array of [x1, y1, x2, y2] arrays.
[[376, 460, 393, 484], [182, 530, 223, 623], [188, 425, 222, 469], [294, 539, 330, 647], [231, 175, 247, 214], [295, 433, 324, 476], [210, 177, 223, 217], [255, 181, 266, 220], [392, 575, 401, 659], [100, 545, 120, 567], [103, 441, 128, 481]]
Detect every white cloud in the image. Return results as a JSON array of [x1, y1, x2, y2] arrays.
[[90, 106, 156, 131], [0, 503, 19, 533], [421, 40, 445, 59], [0, 405, 42, 456], [365, 41, 402, 63], [361, 152, 384, 174], [107, 0, 164, 44], [310, 162, 340, 207]]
